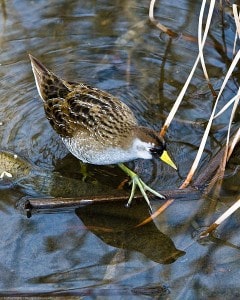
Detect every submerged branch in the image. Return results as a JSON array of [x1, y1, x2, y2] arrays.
[[18, 188, 201, 218]]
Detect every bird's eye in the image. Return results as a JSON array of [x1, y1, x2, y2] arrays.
[[149, 145, 164, 155]]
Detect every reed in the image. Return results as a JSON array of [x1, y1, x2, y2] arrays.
[[149, 0, 240, 233]]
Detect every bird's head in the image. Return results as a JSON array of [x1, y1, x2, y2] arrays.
[[134, 127, 177, 170]]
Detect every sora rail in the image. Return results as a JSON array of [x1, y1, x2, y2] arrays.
[[29, 54, 177, 212]]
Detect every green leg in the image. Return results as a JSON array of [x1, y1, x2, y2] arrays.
[[118, 163, 165, 212], [79, 162, 93, 182]]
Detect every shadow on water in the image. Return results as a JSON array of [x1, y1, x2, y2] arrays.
[[75, 202, 185, 265], [0, 0, 240, 298]]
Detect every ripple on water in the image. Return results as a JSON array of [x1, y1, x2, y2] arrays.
[[0, 0, 239, 297]]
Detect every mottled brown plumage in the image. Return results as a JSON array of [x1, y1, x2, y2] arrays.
[[29, 54, 177, 211]]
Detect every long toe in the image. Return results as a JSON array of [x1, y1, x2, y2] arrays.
[[132, 175, 153, 212], [141, 180, 165, 199], [118, 163, 163, 212]]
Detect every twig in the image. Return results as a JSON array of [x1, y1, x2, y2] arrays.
[[160, 0, 213, 137], [232, 4, 240, 55], [19, 195, 137, 218], [149, 0, 178, 38], [180, 49, 240, 189], [220, 87, 240, 173], [200, 126, 240, 236], [201, 199, 240, 237], [198, 0, 217, 97], [18, 189, 201, 218], [213, 93, 240, 119]]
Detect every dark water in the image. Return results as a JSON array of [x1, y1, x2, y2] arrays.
[[0, 0, 240, 298]]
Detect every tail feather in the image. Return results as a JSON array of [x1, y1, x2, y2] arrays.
[[29, 54, 69, 101]]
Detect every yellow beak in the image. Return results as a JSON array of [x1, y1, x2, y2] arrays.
[[160, 150, 177, 170]]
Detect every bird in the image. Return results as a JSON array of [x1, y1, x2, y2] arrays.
[[29, 54, 177, 212]]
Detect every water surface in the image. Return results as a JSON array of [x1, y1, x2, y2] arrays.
[[0, 0, 239, 298]]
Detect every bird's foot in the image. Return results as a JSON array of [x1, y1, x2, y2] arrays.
[[118, 163, 165, 213]]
